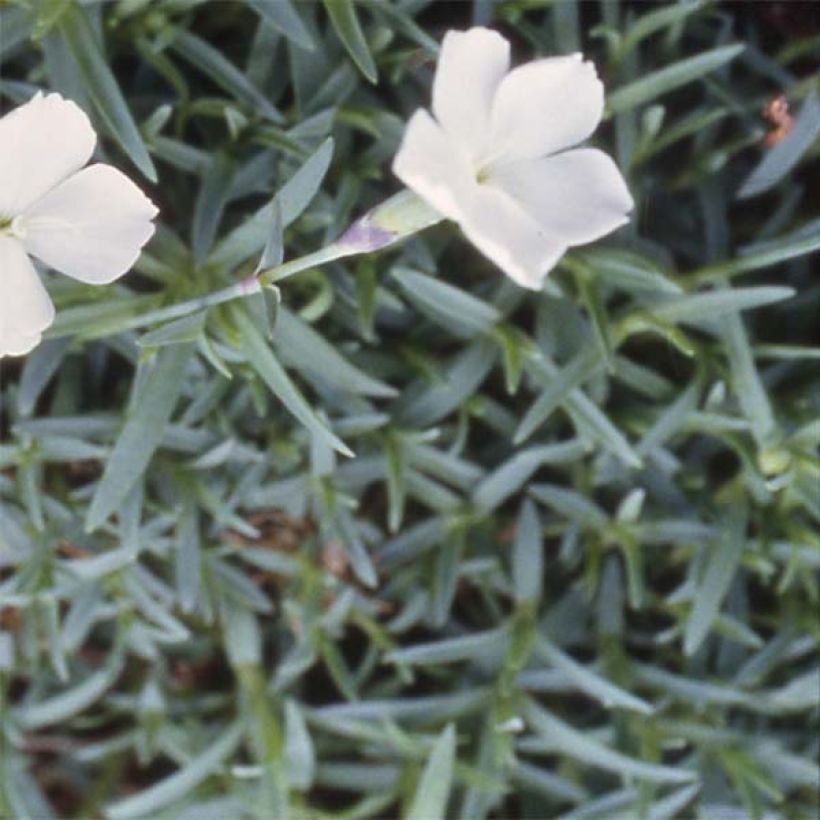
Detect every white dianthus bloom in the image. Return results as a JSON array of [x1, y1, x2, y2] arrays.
[[393, 27, 634, 290], [0, 92, 157, 357]]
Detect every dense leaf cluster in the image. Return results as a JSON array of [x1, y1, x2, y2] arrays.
[[0, 1, 818, 817]]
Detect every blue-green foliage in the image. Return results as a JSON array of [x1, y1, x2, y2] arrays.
[[0, 1, 818, 817]]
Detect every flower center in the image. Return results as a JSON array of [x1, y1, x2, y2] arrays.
[[0, 214, 27, 239]]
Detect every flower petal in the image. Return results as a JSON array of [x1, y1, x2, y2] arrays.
[[21, 164, 158, 285], [392, 109, 477, 224], [458, 185, 566, 290], [432, 27, 510, 163], [489, 149, 633, 245], [0, 237, 55, 357], [489, 54, 604, 162], [0, 92, 95, 217]]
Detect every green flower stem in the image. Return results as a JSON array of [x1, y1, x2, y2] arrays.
[[235, 664, 289, 815], [120, 189, 441, 335], [110, 244, 351, 335], [111, 275, 262, 334], [257, 241, 352, 285]]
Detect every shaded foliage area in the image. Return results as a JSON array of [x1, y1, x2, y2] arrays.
[[0, 0, 818, 817]]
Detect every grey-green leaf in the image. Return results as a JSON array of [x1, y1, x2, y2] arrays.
[[608, 44, 744, 115], [406, 723, 456, 820], [513, 499, 543, 604], [86, 344, 194, 530], [647, 286, 794, 324], [392, 267, 501, 337], [737, 91, 820, 199], [474, 440, 587, 512], [323, 0, 378, 83], [235, 307, 353, 456], [104, 723, 244, 820], [684, 505, 747, 656], [57, 5, 156, 180], [138, 312, 207, 348], [210, 138, 334, 270], [273, 307, 396, 398], [249, 0, 315, 50], [14, 657, 124, 730], [534, 638, 653, 714], [171, 29, 282, 122], [523, 700, 696, 783]]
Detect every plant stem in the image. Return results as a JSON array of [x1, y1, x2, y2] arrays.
[[119, 243, 353, 335], [258, 242, 351, 285], [128, 276, 261, 329]]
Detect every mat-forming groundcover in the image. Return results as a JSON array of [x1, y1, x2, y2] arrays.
[[0, 1, 818, 817]]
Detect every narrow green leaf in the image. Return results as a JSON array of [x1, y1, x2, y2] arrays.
[[761, 670, 820, 714], [385, 434, 406, 533], [392, 267, 501, 337], [552, 0, 580, 53], [634, 663, 752, 708], [619, 1, 705, 56], [192, 152, 234, 263], [249, 0, 315, 50], [17, 338, 71, 416], [398, 340, 497, 427], [636, 381, 700, 457], [104, 723, 244, 820], [323, 0, 378, 83], [566, 392, 642, 469], [273, 307, 396, 398], [576, 273, 613, 361], [693, 228, 820, 283], [530, 484, 609, 531], [2, 758, 56, 819], [534, 638, 653, 714], [431, 536, 462, 627], [633, 106, 730, 164], [312, 690, 489, 723], [285, 700, 316, 790], [224, 605, 262, 668], [473, 440, 587, 512], [616, 488, 646, 523], [210, 138, 334, 270], [406, 724, 456, 820], [722, 315, 776, 443], [175, 504, 201, 614], [0, 5, 33, 60], [336, 507, 378, 587], [171, 29, 282, 122], [256, 196, 284, 272], [387, 627, 508, 666], [380, 516, 445, 568], [86, 344, 194, 530], [513, 499, 543, 604], [608, 44, 744, 115], [15, 656, 124, 730], [57, 5, 156, 180], [138, 312, 207, 348], [738, 91, 820, 199], [684, 505, 747, 656], [647, 286, 794, 324], [523, 700, 696, 783], [512, 761, 588, 805], [648, 783, 701, 820], [235, 307, 353, 456], [516, 346, 603, 445]]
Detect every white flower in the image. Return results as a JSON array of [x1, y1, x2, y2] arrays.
[[0, 92, 157, 357], [393, 28, 633, 290]]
